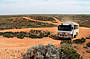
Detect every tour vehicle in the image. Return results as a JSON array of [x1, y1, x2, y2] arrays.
[[58, 22, 79, 39]]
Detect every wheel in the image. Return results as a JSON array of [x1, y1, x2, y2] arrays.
[[74, 32, 78, 38], [69, 38, 72, 40], [74, 35, 77, 38]]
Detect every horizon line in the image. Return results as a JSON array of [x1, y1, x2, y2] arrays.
[[1, 13, 90, 16]]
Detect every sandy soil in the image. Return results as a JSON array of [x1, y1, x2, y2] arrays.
[[0, 17, 90, 59]]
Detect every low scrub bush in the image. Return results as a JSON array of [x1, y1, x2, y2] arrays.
[[17, 34, 24, 39], [60, 40, 72, 44], [29, 30, 50, 38], [24, 44, 60, 59], [30, 16, 56, 22], [73, 38, 86, 44], [61, 43, 73, 50], [73, 46, 78, 49], [43, 31, 50, 37], [60, 43, 80, 59], [23, 43, 80, 59], [0, 30, 51, 39], [0, 18, 57, 30], [2, 32, 27, 39], [3, 32, 15, 38], [73, 39, 81, 43], [62, 49, 80, 59], [86, 49, 90, 53], [16, 32, 26, 39], [81, 38, 86, 42], [49, 34, 57, 39], [39, 33, 44, 38], [0, 32, 4, 36], [86, 42, 90, 47], [83, 46, 88, 49], [29, 34, 39, 38], [81, 56, 83, 59], [86, 36, 90, 39]]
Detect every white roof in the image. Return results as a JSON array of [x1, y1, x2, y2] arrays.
[[62, 22, 79, 25]]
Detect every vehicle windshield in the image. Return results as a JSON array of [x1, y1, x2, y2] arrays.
[[58, 25, 72, 31]]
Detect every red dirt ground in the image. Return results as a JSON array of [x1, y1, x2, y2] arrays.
[[0, 17, 90, 59]]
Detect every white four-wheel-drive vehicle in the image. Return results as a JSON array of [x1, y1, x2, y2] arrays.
[[58, 22, 79, 40]]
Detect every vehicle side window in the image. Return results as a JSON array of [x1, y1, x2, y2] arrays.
[[74, 25, 78, 29]]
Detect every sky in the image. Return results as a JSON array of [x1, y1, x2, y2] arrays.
[[0, 0, 90, 15]]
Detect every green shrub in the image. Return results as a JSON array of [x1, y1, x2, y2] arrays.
[[17, 35, 24, 39], [0, 32, 4, 36], [29, 30, 42, 38], [0, 18, 57, 30], [39, 33, 44, 38], [73, 38, 86, 44], [81, 38, 86, 43], [74, 46, 78, 49], [81, 56, 83, 59], [29, 30, 51, 38], [29, 34, 38, 38], [86, 36, 90, 39], [29, 30, 41, 34], [60, 40, 72, 44], [61, 43, 73, 50], [83, 46, 88, 49], [86, 49, 90, 53], [68, 53, 80, 59], [30, 16, 56, 22], [63, 49, 76, 54], [49, 34, 57, 39], [3, 32, 15, 38], [73, 39, 81, 43], [86, 42, 90, 47], [16, 32, 26, 39], [25, 44, 60, 59], [0, 30, 51, 39], [29, 33, 44, 38], [60, 43, 80, 59], [43, 31, 50, 37]]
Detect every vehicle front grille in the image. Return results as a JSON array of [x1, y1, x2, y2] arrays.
[[58, 32, 69, 36]]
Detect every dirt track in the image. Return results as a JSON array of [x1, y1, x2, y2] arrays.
[[0, 17, 90, 59], [23, 17, 62, 25]]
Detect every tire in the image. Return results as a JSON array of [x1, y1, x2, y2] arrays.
[[74, 32, 78, 38], [69, 38, 72, 40], [74, 35, 77, 38]]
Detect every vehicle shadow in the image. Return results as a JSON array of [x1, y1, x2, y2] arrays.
[[55, 37, 72, 40]]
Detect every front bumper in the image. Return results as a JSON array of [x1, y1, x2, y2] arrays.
[[58, 35, 72, 39]]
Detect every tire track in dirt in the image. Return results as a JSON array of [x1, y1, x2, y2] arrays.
[[23, 17, 62, 25]]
